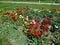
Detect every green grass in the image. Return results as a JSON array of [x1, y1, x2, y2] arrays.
[[0, 34, 11, 45], [0, 0, 60, 3], [0, 3, 60, 11], [0, 0, 39, 2]]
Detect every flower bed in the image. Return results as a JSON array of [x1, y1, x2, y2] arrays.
[[0, 7, 60, 45]]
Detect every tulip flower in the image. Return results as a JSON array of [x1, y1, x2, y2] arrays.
[[34, 22, 40, 27], [24, 21, 28, 24], [43, 18, 51, 24], [9, 12, 14, 17], [19, 8, 24, 13], [30, 20, 36, 25], [4, 11, 10, 15], [47, 17, 51, 23], [51, 8, 57, 11], [19, 15, 23, 19], [12, 16, 16, 21], [42, 25, 48, 32], [34, 30, 42, 36], [28, 25, 32, 29], [16, 8, 24, 13]]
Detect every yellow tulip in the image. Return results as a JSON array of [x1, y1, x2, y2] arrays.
[[24, 21, 28, 24]]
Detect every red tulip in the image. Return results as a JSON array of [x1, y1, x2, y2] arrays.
[[48, 17, 51, 20], [34, 22, 40, 27], [42, 25, 48, 32], [28, 25, 32, 29], [47, 17, 51, 23], [19, 8, 24, 13], [16, 8, 24, 13], [34, 30, 42, 36], [4, 11, 10, 15], [51, 8, 57, 11], [43, 18, 49, 24], [9, 12, 14, 17], [43, 18, 51, 24], [12, 16, 16, 21]]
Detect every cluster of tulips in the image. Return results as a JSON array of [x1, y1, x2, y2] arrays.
[[3, 7, 58, 37], [25, 17, 51, 37], [4, 11, 17, 21]]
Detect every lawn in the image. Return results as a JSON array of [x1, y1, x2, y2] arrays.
[[0, 34, 11, 45], [0, 0, 60, 3], [0, 3, 60, 11]]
